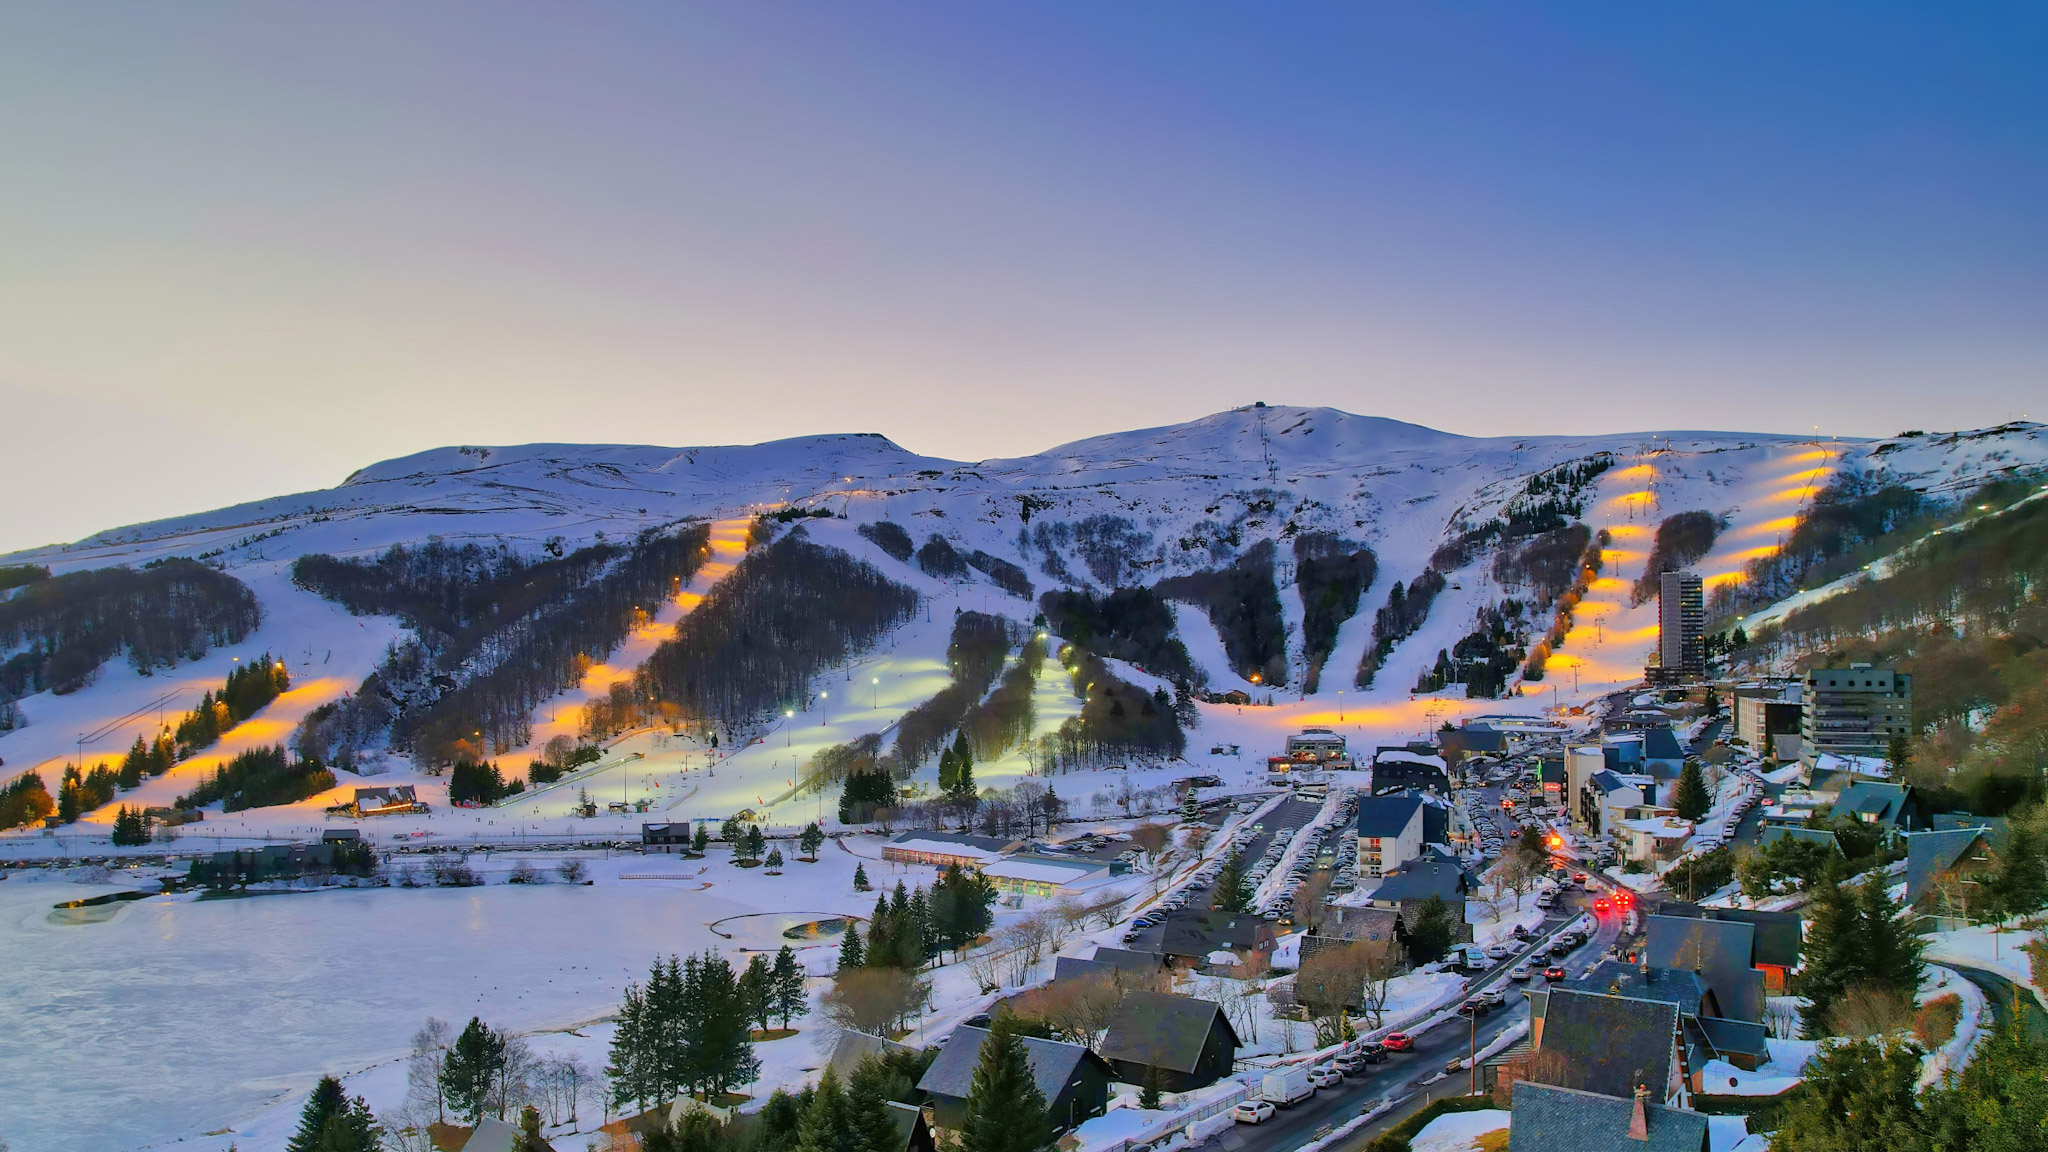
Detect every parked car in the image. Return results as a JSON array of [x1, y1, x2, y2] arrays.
[[1231, 1100, 1277, 1125], [1510, 964, 1532, 982], [1544, 965, 1568, 981], [1308, 1066, 1343, 1088], [1381, 1032, 1416, 1052]]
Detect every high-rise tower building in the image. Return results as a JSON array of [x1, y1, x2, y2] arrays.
[[1653, 571, 1704, 682]]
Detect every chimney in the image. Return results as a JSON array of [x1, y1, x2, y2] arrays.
[[1628, 1085, 1649, 1141]]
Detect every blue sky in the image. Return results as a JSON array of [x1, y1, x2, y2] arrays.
[[2, 4, 2043, 550]]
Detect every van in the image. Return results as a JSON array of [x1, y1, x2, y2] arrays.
[[1260, 1064, 1316, 1107]]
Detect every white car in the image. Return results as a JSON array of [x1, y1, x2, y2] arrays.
[[1308, 1066, 1343, 1088], [1231, 1100, 1277, 1124]]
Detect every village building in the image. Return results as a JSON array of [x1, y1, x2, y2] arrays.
[[880, 831, 1020, 869], [1095, 990, 1241, 1092]]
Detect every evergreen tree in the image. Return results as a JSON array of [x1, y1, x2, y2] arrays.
[[653, 955, 691, 1100], [953, 759, 975, 801], [57, 767, 82, 824], [441, 1017, 508, 1122], [934, 864, 996, 956], [766, 846, 785, 870], [1672, 762, 1711, 822], [845, 1057, 905, 1152], [513, 1106, 548, 1152], [286, 1075, 348, 1152], [111, 805, 150, 846], [688, 949, 761, 1096], [772, 946, 809, 1029], [938, 746, 960, 796], [1770, 1036, 1929, 1152], [1212, 852, 1252, 916], [1988, 816, 2047, 922], [839, 922, 866, 971], [313, 1096, 381, 1152], [801, 822, 825, 860], [795, 1066, 855, 1152], [867, 895, 894, 967], [746, 825, 767, 862], [607, 982, 655, 1109], [1798, 876, 1865, 1034], [853, 862, 870, 891], [1924, 1001, 2048, 1150], [1856, 876, 1925, 993], [959, 1018, 1054, 1152], [118, 736, 148, 789], [740, 953, 774, 1033], [905, 888, 933, 966], [758, 1089, 807, 1151], [691, 824, 710, 855], [1404, 895, 1456, 964], [1138, 1075, 1162, 1111]]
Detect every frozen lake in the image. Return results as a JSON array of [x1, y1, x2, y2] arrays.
[[0, 877, 740, 1152]]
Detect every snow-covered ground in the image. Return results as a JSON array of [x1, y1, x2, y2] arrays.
[[1408, 1108, 1510, 1152], [1924, 925, 2048, 1010]]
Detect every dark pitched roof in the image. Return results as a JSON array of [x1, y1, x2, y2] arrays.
[[1835, 781, 1912, 826], [1905, 827, 1993, 906], [1563, 962, 1712, 1018], [825, 1031, 914, 1080], [1933, 813, 2010, 844], [1644, 915, 1764, 1023], [1705, 909, 1805, 969], [1052, 957, 1115, 983], [1508, 1082, 1708, 1152], [1760, 825, 1843, 852], [1535, 988, 1678, 1101], [917, 1027, 1109, 1104], [1643, 729, 1685, 762], [882, 1102, 926, 1152], [1097, 991, 1238, 1073], [1366, 861, 1471, 904], [1696, 1016, 1770, 1063], [1355, 794, 1425, 838], [1157, 917, 1271, 959], [1088, 947, 1166, 973]]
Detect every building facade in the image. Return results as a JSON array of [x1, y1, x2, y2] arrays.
[[1654, 572, 1705, 683], [1801, 664, 1912, 762]]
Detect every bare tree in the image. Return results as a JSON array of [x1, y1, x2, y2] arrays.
[[1129, 822, 1172, 863], [1010, 972, 1128, 1048], [405, 1017, 451, 1124], [1294, 871, 1336, 935], [998, 913, 1057, 986], [823, 967, 932, 1036], [531, 1054, 594, 1127], [1826, 983, 1916, 1039], [1356, 938, 1401, 1027]]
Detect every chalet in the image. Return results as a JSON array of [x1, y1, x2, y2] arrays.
[[1507, 1082, 1709, 1152], [1641, 728, 1686, 778], [1643, 915, 1764, 1024], [1363, 859, 1475, 947], [1905, 826, 2000, 927], [1096, 991, 1240, 1092], [821, 1030, 914, 1081], [1052, 947, 1165, 984], [1370, 750, 1450, 796], [1156, 916, 1278, 969], [1758, 824, 1842, 854], [1831, 780, 1924, 831], [881, 1101, 937, 1152], [1617, 813, 1693, 866], [352, 785, 425, 817], [1651, 905, 1804, 995], [1556, 961, 1770, 1081], [455, 1116, 555, 1152], [1581, 771, 1655, 835], [1300, 904, 1401, 963], [642, 822, 692, 852], [916, 1027, 1111, 1135], [321, 828, 361, 844], [881, 831, 1019, 869]]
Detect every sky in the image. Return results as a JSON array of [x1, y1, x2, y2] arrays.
[[2, 3, 2044, 553]]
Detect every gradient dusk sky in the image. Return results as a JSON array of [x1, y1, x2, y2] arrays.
[[2, 4, 2043, 551]]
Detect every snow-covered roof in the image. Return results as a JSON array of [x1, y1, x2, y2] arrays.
[[884, 834, 1010, 860], [980, 856, 1111, 884], [1376, 750, 1447, 769], [1622, 818, 1694, 839]]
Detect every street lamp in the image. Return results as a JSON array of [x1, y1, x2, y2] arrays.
[[820, 690, 828, 726], [871, 677, 879, 708], [785, 709, 794, 745]]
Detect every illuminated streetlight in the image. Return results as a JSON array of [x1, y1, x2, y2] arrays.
[[785, 709, 794, 745], [871, 676, 879, 708]]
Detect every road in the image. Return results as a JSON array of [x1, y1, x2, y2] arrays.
[[1190, 877, 1631, 1152], [1949, 962, 2048, 1045]]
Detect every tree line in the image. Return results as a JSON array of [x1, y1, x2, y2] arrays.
[[1414, 600, 1529, 699], [857, 520, 915, 562], [1154, 539, 1289, 688], [589, 532, 919, 745], [1630, 510, 1721, 606], [607, 952, 772, 1111], [174, 653, 290, 757], [891, 612, 1016, 768], [1520, 528, 1609, 682], [1037, 588, 1198, 686], [1030, 645, 1188, 771], [293, 524, 714, 765], [174, 745, 336, 812], [1355, 568, 1447, 688], [0, 558, 260, 705], [1294, 533, 1377, 693]]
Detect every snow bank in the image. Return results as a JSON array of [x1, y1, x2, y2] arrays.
[[1924, 926, 2048, 1010], [1410, 1108, 1511, 1152], [1919, 964, 1987, 1086]]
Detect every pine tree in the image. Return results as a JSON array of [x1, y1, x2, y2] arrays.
[[441, 1017, 508, 1122], [906, 888, 933, 966], [691, 824, 710, 855], [1857, 877, 1925, 994], [772, 946, 809, 1029], [1989, 817, 2047, 922], [286, 1075, 348, 1152], [111, 805, 150, 846], [654, 956, 691, 1100], [853, 862, 870, 891], [746, 825, 767, 862], [1797, 876, 1864, 1034], [119, 736, 148, 789], [839, 923, 866, 971], [845, 1057, 905, 1152], [867, 895, 894, 967], [1770, 1036, 1929, 1151], [938, 746, 960, 795], [1213, 852, 1252, 916], [315, 1096, 382, 1152], [801, 822, 825, 860], [740, 953, 774, 1033], [1404, 895, 1456, 964], [960, 1019, 1055, 1152], [795, 1066, 855, 1152], [766, 845, 785, 870], [1672, 762, 1711, 822], [514, 1105, 548, 1152], [607, 983, 653, 1109]]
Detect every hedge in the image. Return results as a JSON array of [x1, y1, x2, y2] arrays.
[[1363, 1093, 1499, 1152]]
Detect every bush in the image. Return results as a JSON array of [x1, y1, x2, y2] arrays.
[[528, 762, 564, 785], [1912, 993, 1961, 1047]]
